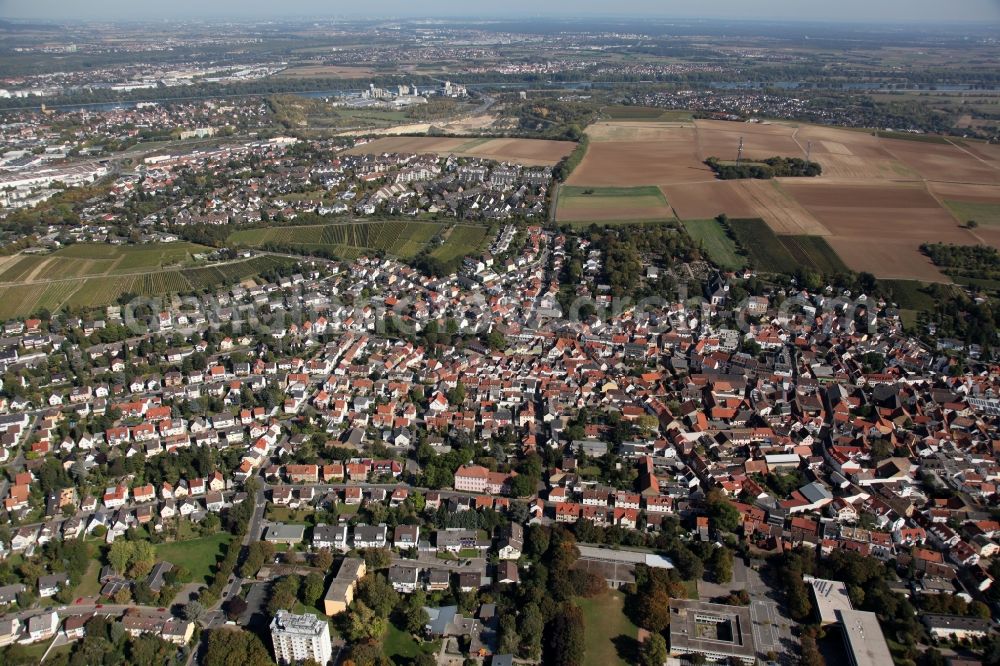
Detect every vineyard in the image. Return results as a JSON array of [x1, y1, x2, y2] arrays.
[[432, 226, 491, 264], [228, 220, 443, 259], [0, 254, 297, 318], [181, 256, 296, 291], [0, 242, 209, 285]]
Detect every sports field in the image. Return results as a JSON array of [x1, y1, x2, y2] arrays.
[[576, 592, 640, 666]]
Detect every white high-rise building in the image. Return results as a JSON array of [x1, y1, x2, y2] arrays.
[[269, 610, 332, 666]]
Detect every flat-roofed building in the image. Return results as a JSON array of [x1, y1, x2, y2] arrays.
[[804, 576, 853, 625], [270, 610, 332, 665], [572, 544, 673, 588], [921, 614, 992, 640], [668, 600, 756, 664], [265, 523, 306, 545], [837, 609, 894, 666], [323, 557, 366, 616]]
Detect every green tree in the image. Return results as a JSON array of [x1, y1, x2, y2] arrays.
[[358, 574, 399, 618], [706, 490, 740, 533], [108, 540, 134, 575], [301, 572, 324, 608], [347, 601, 386, 642], [203, 628, 274, 666], [639, 633, 668, 666], [182, 600, 204, 621], [544, 602, 586, 666]]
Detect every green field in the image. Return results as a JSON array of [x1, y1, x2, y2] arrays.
[[74, 557, 103, 599], [25, 254, 296, 315], [881, 279, 943, 310], [943, 200, 1000, 227], [576, 591, 640, 666], [727, 219, 799, 273], [875, 130, 951, 144], [0, 242, 207, 284], [603, 105, 693, 122], [0, 242, 256, 317], [228, 220, 442, 259], [557, 186, 675, 224], [383, 621, 438, 662], [153, 533, 234, 586], [778, 235, 849, 274], [725, 218, 844, 275], [431, 225, 490, 264], [682, 219, 746, 270]]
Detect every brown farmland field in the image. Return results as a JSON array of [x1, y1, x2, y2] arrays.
[[279, 65, 378, 78], [879, 138, 1000, 185], [661, 181, 758, 220], [693, 119, 805, 162], [783, 180, 979, 279], [346, 136, 574, 166], [567, 141, 712, 186], [731, 180, 829, 236]]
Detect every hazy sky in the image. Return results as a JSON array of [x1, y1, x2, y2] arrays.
[[2, 0, 999, 23]]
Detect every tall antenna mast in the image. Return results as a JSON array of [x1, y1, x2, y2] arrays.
[[737, 136, 744, 165], [806, 140, 812, 162]]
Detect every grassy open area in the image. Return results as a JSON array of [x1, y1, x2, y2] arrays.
[[228, 220, 443, 259], [266, 506, 315, 524], [881, 279, 941, 311], [603, 105, 693, 122], [383, 621, 438, 662], [154, 533, 233, 586], [74, 558, 103, 598], [682, 218, 746, 270], [576, 591, 641, 666], [557, 185, 675, 224], [943, 199, 1000, 226]]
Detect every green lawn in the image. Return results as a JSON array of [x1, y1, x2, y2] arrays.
[[154, 533, 233, 585], [576, 591, 641, 666], [943, 199, 1000, 227], [557, 186, 675, 224], [682, 218, 746, 270], [335, 503, 360, 517], [266, 506, 315, 524], [74, 558, 103, 598], [383, 621, 438, 662]]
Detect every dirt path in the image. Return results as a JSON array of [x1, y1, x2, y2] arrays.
[[23, 257, 55, 282]]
